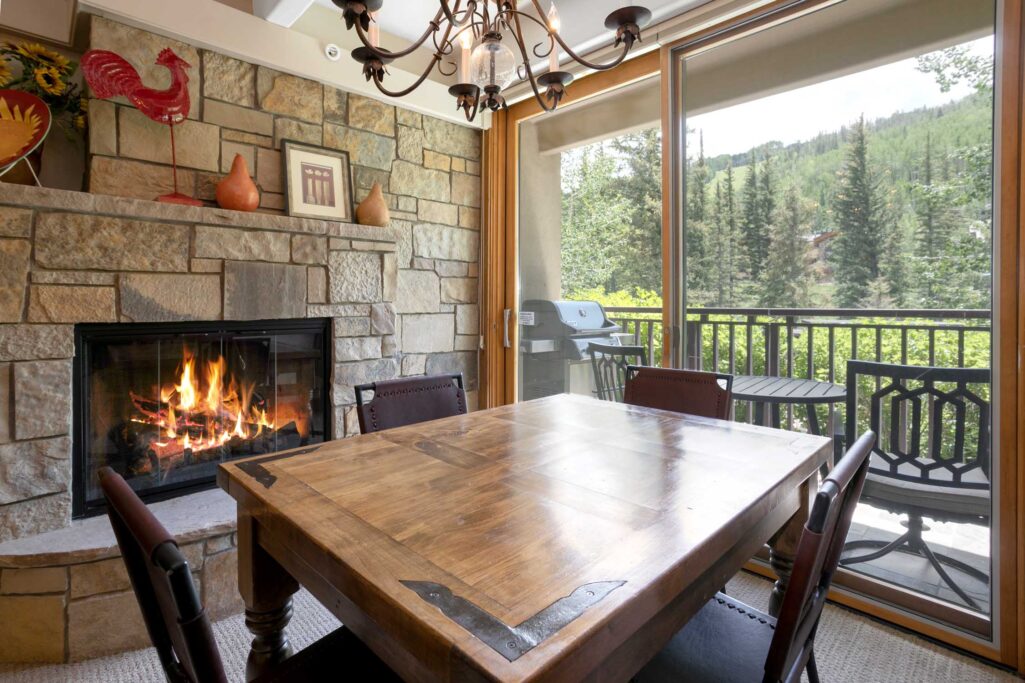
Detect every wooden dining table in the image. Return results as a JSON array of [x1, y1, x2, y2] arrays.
[[218, 393, 831, 682]]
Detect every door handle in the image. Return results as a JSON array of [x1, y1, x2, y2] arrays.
[[503, 309, 512, 348]]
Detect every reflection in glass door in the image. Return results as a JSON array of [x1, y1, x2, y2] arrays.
[[516, 78, 663, 402], [674, 0, 997, 637]]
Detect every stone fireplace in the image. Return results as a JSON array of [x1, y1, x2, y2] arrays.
[[73, 318, 331, 517]]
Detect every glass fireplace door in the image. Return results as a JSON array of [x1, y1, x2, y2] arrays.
[[74, 319, 329, 516]]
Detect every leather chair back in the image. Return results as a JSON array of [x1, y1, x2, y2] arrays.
[[99, 467, 226, 683], [763, 430, 875, 682], [623, 366, 733, 419], [588, 342, 647, 402], [355, 374, 467, 434]]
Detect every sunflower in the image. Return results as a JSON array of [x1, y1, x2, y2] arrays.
[[0, 60, 11, 88], [73, 113, 86, 131], [16, 42, 71, 73], [34, 66, 65, 96]]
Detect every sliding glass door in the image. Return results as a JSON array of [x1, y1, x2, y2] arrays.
[[668, 0, 999, 643]]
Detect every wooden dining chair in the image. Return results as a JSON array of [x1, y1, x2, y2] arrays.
[[623, 366, 734, 419], [98, 467, 400, 683], [354, 373, 467, 434], [588, 342, 647, 402], [634, 430, 875, 683]]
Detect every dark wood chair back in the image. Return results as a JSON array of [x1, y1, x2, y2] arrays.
[[355, 373, 467, 434], [845, 360, 990, 490], [623, 366, 733, 419], [99, 467, 226, 683], [762, 430, 875, 682], [588, 342, 647, 402]]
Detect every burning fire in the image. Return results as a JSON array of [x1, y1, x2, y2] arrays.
[[129, 348, 302, 466]]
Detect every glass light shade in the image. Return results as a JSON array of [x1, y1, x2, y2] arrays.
[[470, 39, 516, 90]]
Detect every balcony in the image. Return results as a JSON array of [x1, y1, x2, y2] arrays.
[[605, 305, 992, 615]]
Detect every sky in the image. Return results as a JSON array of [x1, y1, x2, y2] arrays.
[[687, 36, 994, 159]]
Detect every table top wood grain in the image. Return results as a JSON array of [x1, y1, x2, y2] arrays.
[[219, 393, 831, 682]]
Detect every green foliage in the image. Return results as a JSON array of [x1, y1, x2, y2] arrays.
[[761, 186, 809, 306]]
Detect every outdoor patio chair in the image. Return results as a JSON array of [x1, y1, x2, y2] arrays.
[[98, 466, 400, 682], [355, 373, 467, 434], [635, 430, 875, 683], [623, 366, 734, 420], [839, 360, 991, 610], [588, 342, 647, 402]]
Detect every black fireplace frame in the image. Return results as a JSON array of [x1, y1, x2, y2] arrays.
[[72, 318, 333, 518]]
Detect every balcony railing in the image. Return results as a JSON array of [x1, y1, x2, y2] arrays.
[[604, 305, 992, 429]]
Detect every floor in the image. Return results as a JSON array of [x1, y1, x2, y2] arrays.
[[0, 572, 1016, 682]]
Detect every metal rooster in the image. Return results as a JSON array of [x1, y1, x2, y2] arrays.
[[81, 48, 200, 205]]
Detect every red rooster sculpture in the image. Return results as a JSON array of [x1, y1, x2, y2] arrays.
[[81, 47, 200, 205]]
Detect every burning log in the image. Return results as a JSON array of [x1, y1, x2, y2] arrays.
[[109, 420, 302, 480]]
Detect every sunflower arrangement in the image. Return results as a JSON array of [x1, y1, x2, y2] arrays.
[[0, 40, 86, 136]]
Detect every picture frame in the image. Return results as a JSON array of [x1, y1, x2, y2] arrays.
[[281, 139, 354, 222]]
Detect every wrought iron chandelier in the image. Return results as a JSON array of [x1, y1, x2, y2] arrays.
[[335, 1, 651, 120]]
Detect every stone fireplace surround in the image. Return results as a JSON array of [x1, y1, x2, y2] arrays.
[[0, 184, 471, 663]]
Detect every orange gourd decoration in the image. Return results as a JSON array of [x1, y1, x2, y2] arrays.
[[356, 181, 390, 226], [216, 153, 260, 212]]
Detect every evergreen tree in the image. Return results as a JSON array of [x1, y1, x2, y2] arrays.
[[882, 214, 914, 307], [760, 186, 808, 306], [831, 116, 886, 307], [739, 154, 763, 279], [684, 132, 711, 298], [913, 133, 956, 301], [610, 130, 663, 293], [724, 163, 738, 304]]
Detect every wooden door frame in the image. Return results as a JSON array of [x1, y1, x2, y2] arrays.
[[480, 0, 1023, 670]]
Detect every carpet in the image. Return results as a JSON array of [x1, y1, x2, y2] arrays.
[[0, 572, 1016, 682]]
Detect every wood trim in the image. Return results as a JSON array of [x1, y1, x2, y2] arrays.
[[1000, 0, 1025, 671], [480, 110, 508, 409]]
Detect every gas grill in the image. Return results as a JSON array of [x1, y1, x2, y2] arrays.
[[520, 300, 622, 400]]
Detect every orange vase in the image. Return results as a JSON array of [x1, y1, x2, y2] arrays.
[[216, 153, 260, 212], [356, 181, 390, 226]]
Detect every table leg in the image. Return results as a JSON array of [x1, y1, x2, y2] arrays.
[[806, 403, 821, 435], [767, 478, 813, 616], [237, 508, 300, 681], [770, 404, 781, 429]]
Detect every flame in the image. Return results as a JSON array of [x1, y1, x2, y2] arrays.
[[175, 355, 198, 411], [130, 344, 309, 470]]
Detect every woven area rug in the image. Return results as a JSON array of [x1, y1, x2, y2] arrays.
[[0, 572, 1016, 682]]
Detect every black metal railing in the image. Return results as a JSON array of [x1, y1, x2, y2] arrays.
[[603, 305, 992, 430]]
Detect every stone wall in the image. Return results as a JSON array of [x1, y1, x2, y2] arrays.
[[85, 16, 483, 409], [0, 185, 408, 542]]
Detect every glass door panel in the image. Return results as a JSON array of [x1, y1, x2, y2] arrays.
[[516, 78, 663, 402], [675, 0, 997, 636]]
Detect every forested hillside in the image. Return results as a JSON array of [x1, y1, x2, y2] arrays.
[[560, 47, 994, 311]]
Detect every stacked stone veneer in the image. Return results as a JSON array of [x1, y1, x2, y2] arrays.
[[0, 514, 238, 663], [0, 184, 415, 544], [85, 16, 483, 400]]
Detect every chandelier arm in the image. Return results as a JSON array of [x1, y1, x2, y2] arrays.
[[352, 3, 454, 60], [525, 0, 632, 71], [371, 55, 444, 97], [368, 7, 461, 99], [506, 8, 558, 113]]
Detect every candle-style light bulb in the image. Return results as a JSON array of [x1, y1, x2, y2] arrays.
[[547, 3, 561, 73], [368, 10, 380, 48], [458, 28, 473, 84]]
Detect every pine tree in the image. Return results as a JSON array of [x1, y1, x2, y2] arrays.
[[831, 116, 886, 307], [760, 186, 808, 307], [739, 154, 763, 279], [882, 214, 914, 307], [913, 133, 957, 304], [724, 163, 738, 304]]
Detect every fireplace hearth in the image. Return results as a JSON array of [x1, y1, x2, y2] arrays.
[[72, 319, 331, 517]]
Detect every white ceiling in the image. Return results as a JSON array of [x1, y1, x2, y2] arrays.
[[311, 0, 703, 61]]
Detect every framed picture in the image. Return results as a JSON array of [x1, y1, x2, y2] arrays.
[[281, 140, 354, 222]]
